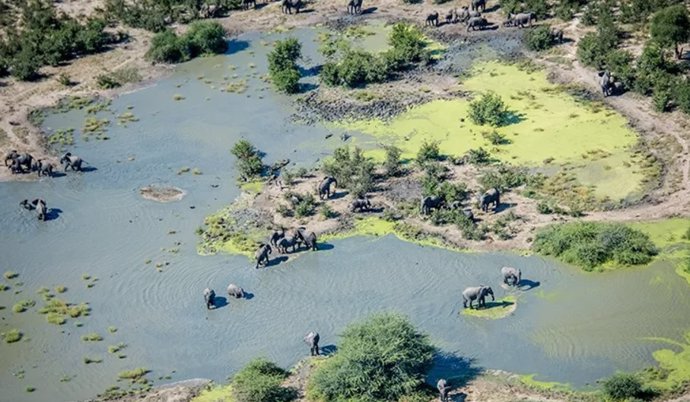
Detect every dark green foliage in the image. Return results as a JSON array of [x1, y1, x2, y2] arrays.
[[146, 22, 226, 64], [478, 165, 535, 192], [620, 0, 683, 24], [383, 145, 403, 177], [309, 313, 435, 402], [525, 26, 555, 51], [96, 73, 121, 89], [386, 23, 430, 66], [501, 0, 547, 18], [416, 140, 441, 164], [323, 147, 375, 198], [468, 92, 509, 127], [295, 193, 317, 218], [577, 9, 620, 68], [605, 50, 636, 90], [576, 33, 602, 67], [146, 30, 192, 63], [187, 21, 228, 55], [337, 50, 388, 87], [533, 222, 657, 270], [650, 5, 690, 59], [555, 0, 586, 21], [674, 81, 690, 114], [232, 359, 296, 402], [103, 0, 237, 32], [231, 140, 264, 181], [602, 373, 643, 401], [268, 38, 302, 94], [652, 78, 673, 112], [466, 147, 492, 165]]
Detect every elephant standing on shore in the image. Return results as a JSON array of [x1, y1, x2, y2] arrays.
[[426, 12, 439, 26], [318, 176, 337, 200], [6, 151, 33, 173], [227, 284, 245, 299], [269, 230, 285, 247], [466, 16, 488, 31], [203, 288, 216, 309], [462, 286, 494, 309], [421, 196, 445, 215], [456, 6, 470, 22], [282, 0, 302, 14], [510, 12, 536, 28], [241, 0, 256, 9], [31, 199, 47, 221], [477, 188, 500, 212], [255, 244, 272, 268], [351, 197, 371, 212], [437, 379, 450, 402], [304, 331, 320, 356], [599, 71, 614, 97], [501, 266, 521, 286], [33, 159, 54, 177], [551, 28, 564, 44], [347, 0, 363, 14], [297, 227, 318, 251], [471, 0, 485, 12], [277, 236, 299, 253], [60, 152, 84, 171]]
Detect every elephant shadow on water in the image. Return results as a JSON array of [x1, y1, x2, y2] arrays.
[[517, 279, 540, 291], [80, 166, 98, 173], [243, 292, 255, 300], [477, 299, 514, 310], [45, 208, 63, 221], [429, 353, 482, 400], [212, 296, 228, 309], [266, 256, 289, 268], [320, 344, 337, 356], [314, 243, 334, 251]]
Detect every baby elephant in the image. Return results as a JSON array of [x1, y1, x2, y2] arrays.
[[203, 288, 216, 309], [501, 266, 521, 286], [32, 199, 47, 221], [227, 283, 245, 299], [351, 197, 371, 212], [255, 244, 272, 268], [304, 331, 320, 356]]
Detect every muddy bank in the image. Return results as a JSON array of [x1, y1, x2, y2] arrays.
[[139, 185, 187, 203]]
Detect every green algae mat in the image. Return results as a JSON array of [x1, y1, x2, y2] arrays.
[[460, 296, 517, 319], [339, 62, 645, 201]]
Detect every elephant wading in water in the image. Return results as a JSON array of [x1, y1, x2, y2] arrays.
[[421, 196, 445, 215], [462, 286, 494, 309], [501, 266, 521, 286], [296, 228, 318, 251], [426, 12, 439, 26], [304, 331, 320, 356], [31, 199, 47, 221], [466, 16, 488, 31], [437, 379, 450, 402], [61, 152, 85, 171], [227, 284, 245, 299], [255, 244, 272, 268], [203, 288, 216, 309], [477, 188, 500, 212], [347, 0, 363, 14], [282, 0, 302, 14], [318, 176, 337, 200], [351, 197, 371, 212], [33, 159, 54, 177]]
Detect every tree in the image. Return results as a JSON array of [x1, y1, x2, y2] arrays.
[[468, 92, 509, 127], [231, 358, 297, 402], [268, 38, 302, 94], [231, 140, 264, 181], [383, 145, 403, 177], [322, 146, 375, 197], [651, 5, 690, 59], [602, 373, 643, 401], [525, 25, 554, 51], [186, 21, 228, 56], [145, 30, 191, 63], [308, 313, 435, 401]]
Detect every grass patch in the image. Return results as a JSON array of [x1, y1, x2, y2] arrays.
[[55, 285, 67, 293], [0, 283, 10, 291], [2, 329, 23, 343], [81, 332, 103, 342], [84, 356, 103, 364], [108, 343, 127, 354], [173, 94, 185, 101], [117, 112, 139, 125], [108, 326, 118, 334], [118, 368, 150, 383], [12, 299, 35, 313], [38, 298, 90, 325], [461, 296, 517, 319], [191, 385, 234, 402], [47, 128, 75, 148], [46, 312, 66, 325], [4, 271, 19, 280]]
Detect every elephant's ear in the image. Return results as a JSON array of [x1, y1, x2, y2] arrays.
[[31, 199, 39, 205]]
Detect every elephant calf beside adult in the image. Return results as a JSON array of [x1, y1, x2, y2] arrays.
[[255, 244, 272, 268], [33, 159, 54, 177], [462, 285, 494, 309], [227, 283, 245, 299], [203, 288, 216, 309], [61, 152, 85, 172], [501, 266, 521, 286]]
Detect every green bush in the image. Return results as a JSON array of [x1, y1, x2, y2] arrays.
[[383, 145, 403, 177], [417, 140, 441, 164], [2, 329, 23, 343], [186, 21, 228, 55], [478, 165, 536, 191], [323, 147, 375, 198], [231, 140, 264, 181], [309, 313, 435, 401], [533, 222, 657, 271], [466, 147, 492, 165], [386, 23, 429, 66], [468, 92, 509, 127], [602, 373, 643, 401], [620, 0, 683, 24], [146, 30, 192, 63], [146, 22, 226, 64], [232, 359, 296, 402], [577, 10, 620, 68], [525, 26, 555, 51], [606, 50, 636, 90], [295, 193, 317, 218], [268, 38, 302, 94], [650, 5, 690, 59]]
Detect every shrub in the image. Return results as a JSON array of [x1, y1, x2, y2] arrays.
[[338, 50, 388, 87], [650, 5, 690, 59], [323, 147, 375, 198], [231, 140, 264, 181], [187, 21, 228, 55], [268, 38, 302, 94], [479, 165, 535, 191], [320, 204, 337, 219], [320, 62, 340, 86], [4, 271, 19, 280], [146, 30, 192, 63], [525, 26, 554, 51], [602, 373, 643, 401], [466, 147, 492, 165], [309, 313, 435, 401], [383, 145, 403, 177], [577, 11, 620, 68], [96, 73, 122, 89], [468, 92, 509, 127], [416, 140, 441, 164], [606, 50, 636, 90], [81, 332, 103, 342], [295, 193, 317, 218], [118, 368, 150, 382], [232, 359, 296, 402], [386, 23, 429, 66], [533, 222, 657, 271], [12, 300, 35, 313]]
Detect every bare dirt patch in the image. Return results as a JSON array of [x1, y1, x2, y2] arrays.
[[139, 185, 187, 203]]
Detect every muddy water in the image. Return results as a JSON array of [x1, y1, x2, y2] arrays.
[[1, 29, 690, 402]]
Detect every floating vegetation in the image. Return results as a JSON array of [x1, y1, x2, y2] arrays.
[[37, 287, 50, 294], [82, 117, 110, 137], [38, 298, 90, 325], [173, 94, 185, 101], [117, 112, 139, 125], [47, 313, 66, 325], [82, 274, 91, 281], [12, 299, 36, 313], [59, 375, 73, 383], [81, 332, 103, 342], [85, 100, 112, 115], [118, 368, 150, 383], [75, 322, 83, 327], [177, 166, 191, 175], [108, 343, 127, 354], [192, 168, 203, 175], [47, 128, 75, 148], [0, 283, 9, 291], [83, 356, 103, 364], [55, 285, 67, 293], [2, 329, 22, 343], [4, 271, 18, 280], [108, 326, 118, 333], [26, 387, 35, 393], [53, 96, 94, 113], [28, 109, 46, 126], [224, 80, 248, 94]]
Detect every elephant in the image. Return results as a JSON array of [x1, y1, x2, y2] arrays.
[[33, 159, 54, 177], [501, 266, 521, 286], [227, 284, 245, 299], [510, 12, 536, 28], [269, 229, 285, 247], [599, 70, 614, 97], [277, 236, 299, 254], [347, 0, 363, 14], [468, 9, 481, 18], [255, 244, 272, 268], [351, 197, 371, 212], [60, 152, 84, 171], [203, 288, 216, 309], [199, 4, 221, 18], [462, 286, 494, 309], [6, 151, 33, 173], [437, 379, 450, 402], [20, 199, 33, 210], [456, 6, 470, 22], [421, 196, 445, 215], [471, 0, 485, 12], [445, 10, 454, 24], [477, 188, 500, 212], [241, 0, 256, 9], [466, 16, 488, 31], [551, 28, 564, 44], [304, 331, 320, 356], [296, 228, 317, 251], [426, 12, 439, 27], [462, 208, 474, 222], [4, 150, 18, 166], [282, 0, 302, 14], [318, 176, 337, 200], [31, 199, 47, 221]]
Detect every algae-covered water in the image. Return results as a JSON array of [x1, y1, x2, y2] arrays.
[[1, 28, 690, 402]]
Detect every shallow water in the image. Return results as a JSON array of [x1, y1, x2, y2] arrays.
[[1, 29, 690, 402]]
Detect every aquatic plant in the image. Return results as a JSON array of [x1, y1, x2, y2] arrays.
[[0, 283, 9, 291], [55, 285, 67, 293], [117, 111, 139, 125], [82, 117, 110, 135], [268, 38, 302, 94], [173, 94, 185, 101], [2, 329, 22, 343], [231, 359, 296, 402], [12, 299, 35, 313], [48, 128, 75, 148], [108, 326, 118, 333], [46, 313, 66, 325], [26, 387, 35, 393], [468, 92, 510, 127], [4, 271, 18, 280], [83, 357, 103, 364], [108, 343, 127, 354], [118, 368, 150, 383], [81, 333, 104, 342]]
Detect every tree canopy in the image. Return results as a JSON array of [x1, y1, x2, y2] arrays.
[[268, 38, 302, 94], [650, 5, 690, 59]]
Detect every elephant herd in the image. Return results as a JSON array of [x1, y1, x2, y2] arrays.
[[256, 226, 318, 268], [462, 266, 522, 309], [420, 187, 500, 220]]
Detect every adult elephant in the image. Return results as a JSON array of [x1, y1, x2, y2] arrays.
[[421, 196, 444, 215], [255, 244, 272, 268], [318, 176, 337, 200], [347, 0, 363, 14], [456, 6, 470, 22], [501, 266, 521, 286], [477, 188, 500, 212], [34, 159, 54, 177], [277, 235, 299, 254], [304, 331, 320, 356], [31, 199, 47, 221], [297, 227, 317, 251], [241, 0, 256, 9], [466, 16, 488, 31], [282, 0, 302, 14], [60, 152, 84, 171], [426, 12, 439, 27], [227, 284, 245, 299], [551, 28, 564, 44], [462, 286, 494, 309], [203, 288, 216, 309], [4, 150, 18, 166], [471, 0, 485, 12], [269, 229, 285, 247], [437, 379, 450, 402], [7, 152, 33, 173], [351, 197, 371, 212], [511, 12, 536, 28], [599, 70, 613, 97]]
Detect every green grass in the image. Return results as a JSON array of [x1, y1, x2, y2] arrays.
[[55, 285, 67, 293], [191, 384, 235, 402], [108, 326, 118, 333], [4, 271, 19, 280], [461, 296, 517, 319], [108, 343, 127, 354], [2, 329, 23, 343], [81, 332, 103, 342], [46, 312, 66, 325], [118, 368, 150, 382], [38, 298, 90, 324], [12, 299, 35, 313]]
